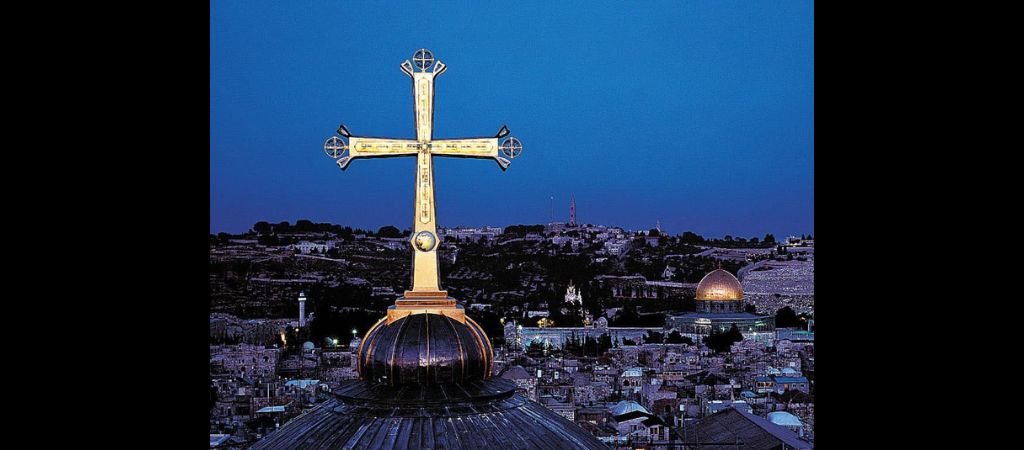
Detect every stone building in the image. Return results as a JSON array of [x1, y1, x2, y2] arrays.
[[209, 343, 280, 380]]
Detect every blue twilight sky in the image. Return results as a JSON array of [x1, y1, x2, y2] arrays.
[[211, 0, 813, 238]]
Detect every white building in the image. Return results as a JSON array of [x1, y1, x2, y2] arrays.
[[440, 226, 503, 242], [604, 239, 632, 256], [564, 282, 582, 306], [293, 240, 335, 254]]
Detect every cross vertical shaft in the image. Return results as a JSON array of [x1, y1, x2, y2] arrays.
[[410, 146, 442, 294], [406, 65, 444, 297]]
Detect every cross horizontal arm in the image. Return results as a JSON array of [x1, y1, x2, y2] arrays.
[[336, 137, 419, 170], [349, 137, 420, 157], [431, 138, 512, 170], [430, 138, 499, 158]]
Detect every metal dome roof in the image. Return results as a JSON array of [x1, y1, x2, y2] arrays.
[[768, 411, 804, 427], [695, 268, 744, 301], [357, 313, 492, 386], [610, 400, 650, 417], [250, 379, 610, 449]]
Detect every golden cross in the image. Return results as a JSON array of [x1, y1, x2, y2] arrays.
[[323, 49, 522, 324]]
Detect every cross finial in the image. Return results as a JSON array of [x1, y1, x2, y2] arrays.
[[322, 49, 523, 324]]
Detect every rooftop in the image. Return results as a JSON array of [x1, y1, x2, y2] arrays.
[[678, 407, 811, 449]]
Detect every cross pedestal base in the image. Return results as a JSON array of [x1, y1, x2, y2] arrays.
[[387, 291, 464, 324]]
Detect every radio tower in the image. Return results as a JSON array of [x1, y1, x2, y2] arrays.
[[569, 194, 577, 227]]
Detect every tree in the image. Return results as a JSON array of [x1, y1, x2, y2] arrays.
[[645, 330, 664, 343], [377, 225, 401, 238], [680, 231, 704, 245], [764, 234, 776, 244], [744, 304, 757, 314], [210, 381, 218, 410], [581, 333, 613, 356], [599, 334, 612, 353], [775, 306, 799, 328], [253, 221, 272, 235]]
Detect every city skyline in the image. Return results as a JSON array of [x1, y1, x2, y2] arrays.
[[211, 0, 813, 240], [212, 213, 806, 241]]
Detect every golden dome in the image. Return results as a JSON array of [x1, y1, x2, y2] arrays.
[[695, 268, 743, 301]]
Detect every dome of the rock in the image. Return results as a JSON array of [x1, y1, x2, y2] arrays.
[[695, 268, 744, 301]]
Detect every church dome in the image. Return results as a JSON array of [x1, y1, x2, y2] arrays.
[[357, 313, 492, 386], [695, 268, 743, 301]]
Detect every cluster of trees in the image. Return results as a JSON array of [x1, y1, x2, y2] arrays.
[[375, 225, 406, 238], [643, 330, 695, 345], [678, 231, 778, 249], [703, 324, 744, 353], [561, 333, 614, 356], [253, 220, 356, 236], [250, 220, 411, 240], [667, 256, 745, 283], [774, 306, 812, 328], [503, 224, 546, 236]]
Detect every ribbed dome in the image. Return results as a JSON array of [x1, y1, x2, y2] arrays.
[[357, 313, 493, 386], [695, 268, 743, 301], [250, 378, 611, 449]]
